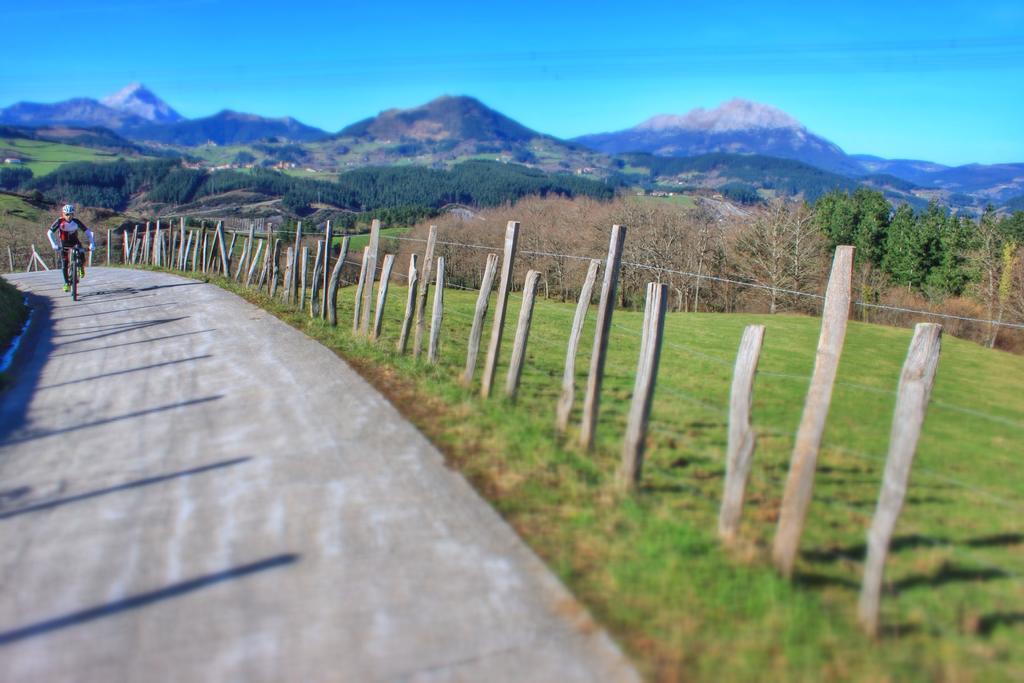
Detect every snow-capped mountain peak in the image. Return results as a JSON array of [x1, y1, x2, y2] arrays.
[[101, 83, 183, 123], [635, 98, 803, 133]]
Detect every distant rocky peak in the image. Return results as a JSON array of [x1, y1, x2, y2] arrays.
[[101, 83, 183, 123], [635, 98, 803, 133]]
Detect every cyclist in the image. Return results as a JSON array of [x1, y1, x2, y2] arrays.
[[46, 204, 95, 293]]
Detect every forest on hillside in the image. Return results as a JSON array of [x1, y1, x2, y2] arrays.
[[12, 158, 616, 217]]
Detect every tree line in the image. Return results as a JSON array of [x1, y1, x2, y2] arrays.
[[18, 158, 615, 215], [397, 191, 1024, 351]]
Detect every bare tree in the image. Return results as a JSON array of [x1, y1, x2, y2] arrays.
[[727, 198, 827, 314]]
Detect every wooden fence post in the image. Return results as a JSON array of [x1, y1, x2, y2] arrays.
[[298, 246, 309, 310], [772, 245, 855, 578], [178, 217, 186, 269], [269, 239, 283, 298], [183, 231, 193, 270], [282, 247, 294, 301], [226, 230, 239, 275], [308, 241, 323, 316], [216, 222, 230, 277], [481, 221, 521, 398], [462, 252, 500, 385], [154, 220, 162, 266], [617, 282, 667, 492], [141, 223, 150, 265], [372, 253, 396, 340], [556, 258, 601, 432], [192, 230, 201, 271], [413, 225, 438, 358], [858, 323, 942, 637], [203, 228, 212, 273], [326, 236, 350, 326], [7, 245, 14, 272], [122, 231, 129, 265], [360, 219, 382, 335], [233, 238, 247, 280], [243, 222, 255, 277], [397, 254, 419, 353], [105, 230, 111, 265], [321, 220, 333, 320], [505, 269, 541, 399], [256, 235, 271, 287], [289, 221, 302, 304], [234, 236, 250, 281], [718, 324, 767, 543], [579, 225, 627, 449], [428, 256, 445, 364], [30, 245, 49, 271], [246, 240, 265, 288], [353, 247, 369, 333]]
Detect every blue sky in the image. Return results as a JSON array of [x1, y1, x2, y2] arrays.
[[2, 0, 1022, 165]]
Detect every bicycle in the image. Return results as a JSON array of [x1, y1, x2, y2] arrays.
[[63, 246, 87, 301]]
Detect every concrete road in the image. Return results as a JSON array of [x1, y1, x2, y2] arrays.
[[0, 268, 639, 683]]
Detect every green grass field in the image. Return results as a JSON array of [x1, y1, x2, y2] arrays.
[[196, 267, 1022, 681], [0, 138, 120, 177], [633, 193, 698, 208], [341, 227, 410, 251]]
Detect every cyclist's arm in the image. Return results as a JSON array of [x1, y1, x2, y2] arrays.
[[46, 218, 60, 250], [83, 227, 96, 251]]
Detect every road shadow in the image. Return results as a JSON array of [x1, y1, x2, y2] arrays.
[[0, 554, 299, 646], [53, 317, 191, 346], [0, 456, 251, 520], [71, 294, 156, 305], [77, 286, 139, 298], [136, 282, 205, 292], [52, 301, 178, 322], [50, 328, 216, 358], [36, 355, 213, 391], [0, 395, 223, 446]]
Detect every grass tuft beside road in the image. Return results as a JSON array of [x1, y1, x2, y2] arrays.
[[202, 271, 1022, 682], [0, 275, 29, 387]]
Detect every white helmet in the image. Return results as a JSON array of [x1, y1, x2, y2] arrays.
[[62, 204, 75, 216]]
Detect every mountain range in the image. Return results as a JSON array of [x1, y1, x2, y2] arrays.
[[2, 85, 1022, 208], [0, 83, 327, 146]]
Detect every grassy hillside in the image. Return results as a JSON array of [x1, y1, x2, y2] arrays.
[[210, 269, 1023, 682], [0, 192, 46, 223], [0, 137, 121, 177]]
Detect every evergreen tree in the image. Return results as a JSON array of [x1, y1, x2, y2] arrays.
[[813, 187, 890, 267], [927, 211, 976, 296], [883, 204, 928, 287]]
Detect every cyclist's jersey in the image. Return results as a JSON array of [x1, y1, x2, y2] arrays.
[[47, 217, 94, 249]]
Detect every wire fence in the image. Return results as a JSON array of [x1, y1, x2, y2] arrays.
[[390, 234, 1024, 331], [100, 219, 1024, 635]]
